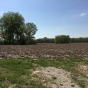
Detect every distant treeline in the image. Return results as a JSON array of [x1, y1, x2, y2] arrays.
[[71, 37, 88, 43], [36, 37, 55, 43], [36, 36, 88, 43]]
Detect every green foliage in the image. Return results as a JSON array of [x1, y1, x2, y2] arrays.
[[26, 22, 38, 36], [55, 35, 70, 44], [0, 40, 4, 45], [36, 38, 55, 43], [71, 37, 88, 43], [26, 39, 36, 45], [0, 11, 38, 45], [0, 11, 25, 44], [36, 37, 88, 43]]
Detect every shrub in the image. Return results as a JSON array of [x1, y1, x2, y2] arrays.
[[55, 35, 70, 44], [0, 40, 4, 45], [26, 39, 36, 45]]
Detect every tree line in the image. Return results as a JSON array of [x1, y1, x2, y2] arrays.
[[36, 37, 54, 43], [0, 11, 37, 45], [36, 36, 88, 43]]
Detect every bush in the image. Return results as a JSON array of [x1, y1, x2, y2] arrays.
[[36, 38, 55, 43], [55, 35, 70, 44], [0, 40, 4, 45], [26, 39, 36, 45]]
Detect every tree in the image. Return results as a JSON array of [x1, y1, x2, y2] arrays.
[[0, 11, 38, 45], [36, 38, 55, 43], [43, 37, 48, 43], [55, 35, 70, 44], [0, 11, 25, 44], [25, 22, 38, 44], [25, 22, 38, 36]]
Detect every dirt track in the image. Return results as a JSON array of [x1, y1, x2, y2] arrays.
[[0, 43, 88, 59]]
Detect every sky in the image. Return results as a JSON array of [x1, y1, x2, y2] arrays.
[[0, 0, 88, 39]]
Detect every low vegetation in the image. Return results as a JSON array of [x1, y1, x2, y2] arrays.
[[36, 37, 88, 43], [55, 35, 70, 43], [0, 57, 88, 88]]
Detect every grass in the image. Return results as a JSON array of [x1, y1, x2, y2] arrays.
[[0, 57, 88, 88], [0, 58, 45, 88]]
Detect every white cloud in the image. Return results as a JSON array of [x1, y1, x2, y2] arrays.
[[80, 13, 86, 16]]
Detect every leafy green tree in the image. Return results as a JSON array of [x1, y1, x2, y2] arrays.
[[25, 22, 38, 44], [43, 37, 48, 43], [36, 38, 55, 43], [70, 37, 88, 43], [26, 22, 38, 36], [0, 11, 25, 44], [55, 35, 70, 44], [0, 11, 38, 45]]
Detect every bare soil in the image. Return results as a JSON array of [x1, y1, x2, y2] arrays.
[[33, 67, 81, 88], [0, 43, 88, 59]]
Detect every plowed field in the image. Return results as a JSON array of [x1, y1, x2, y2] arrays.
[[0, 43, 88, 59]]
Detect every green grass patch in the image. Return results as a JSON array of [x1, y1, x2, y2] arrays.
[[0, 57, 88, 88], [0, 58, 45, 88]]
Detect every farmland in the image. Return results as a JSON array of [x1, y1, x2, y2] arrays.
[[0, 43, 88, 59], [0, 43, 88, 88]]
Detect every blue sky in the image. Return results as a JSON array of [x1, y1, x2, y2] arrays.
[[0, 0, 88, 39]]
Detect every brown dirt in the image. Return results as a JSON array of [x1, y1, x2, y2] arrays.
[[0, 43, 88, 59]]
